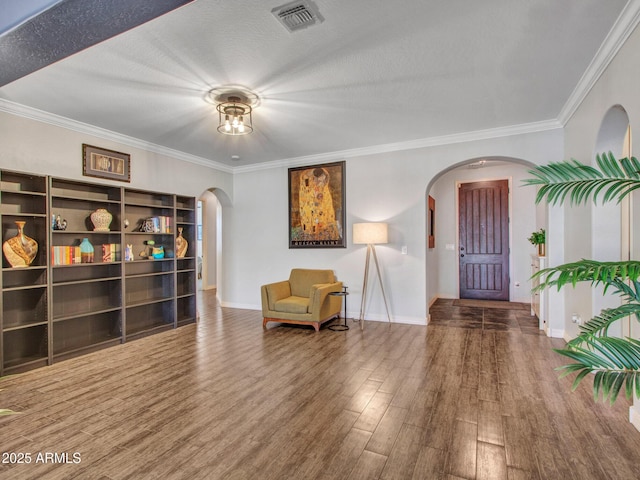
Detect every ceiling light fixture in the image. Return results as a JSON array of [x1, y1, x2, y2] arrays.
[[216, 96, 253, 135]]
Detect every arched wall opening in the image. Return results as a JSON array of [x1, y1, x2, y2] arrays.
[[198, 187, 231, 301], [590, 105, 632, 339], [424, 156, 543, 320]]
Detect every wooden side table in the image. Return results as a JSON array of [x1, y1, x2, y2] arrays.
[[328, 286, 349, 331]]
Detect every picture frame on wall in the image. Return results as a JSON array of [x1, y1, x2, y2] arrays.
[[82, 144, 131, 182], [288, 161, 346, 248], [428, 195, 435, 248]]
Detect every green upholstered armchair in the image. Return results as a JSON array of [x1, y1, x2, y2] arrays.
[[261, 269, 343, 332]]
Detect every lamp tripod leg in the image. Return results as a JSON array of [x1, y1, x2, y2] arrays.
[[359, 245, 371, 330], [370, 245, 391, 323]]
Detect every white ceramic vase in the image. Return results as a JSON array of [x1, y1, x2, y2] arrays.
[[91, 208, 113, 231]]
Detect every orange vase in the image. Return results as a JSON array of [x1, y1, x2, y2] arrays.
[[176, 227, 188, 258], [538, 243, 545, 257], [2, 221, 38, 267]]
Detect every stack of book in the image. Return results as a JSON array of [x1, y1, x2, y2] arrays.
[[51, 246, 81, 265], [51, 244, 120, 265], [153, 216, 171, 233]]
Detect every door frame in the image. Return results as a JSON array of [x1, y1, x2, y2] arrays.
[[455, 176, 513, 300]]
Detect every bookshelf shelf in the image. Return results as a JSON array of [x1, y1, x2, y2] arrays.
[[0, 169, 197, 375]]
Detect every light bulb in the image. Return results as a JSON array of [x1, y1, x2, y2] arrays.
[[224, 115, 231, 131], [232, 116, 239, 127]]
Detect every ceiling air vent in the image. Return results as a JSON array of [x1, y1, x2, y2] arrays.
[[272, 0, 324, 33]]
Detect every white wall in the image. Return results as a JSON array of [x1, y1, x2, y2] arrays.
[[224, 130, 563, 324], [0, 109, 233, 199], [0, 88, 564, 326], [563, 24, 640, 339], [562, 21, 640, 429]]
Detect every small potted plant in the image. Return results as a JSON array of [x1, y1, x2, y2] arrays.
[[528, 228, 546, 256]]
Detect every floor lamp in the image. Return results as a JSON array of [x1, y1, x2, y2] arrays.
[[353, 222, 391, 328]]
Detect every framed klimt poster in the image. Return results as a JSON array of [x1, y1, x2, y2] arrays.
[[288, 161, 346, 248], [82, 144, 131, 182]]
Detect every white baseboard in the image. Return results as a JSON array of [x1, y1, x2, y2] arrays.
[[428, 295, 440, 308], [220, 302, 261, 310], [216, 305, 426, 326], [630, 404, 640, 432], [547, 328, 564, 339]]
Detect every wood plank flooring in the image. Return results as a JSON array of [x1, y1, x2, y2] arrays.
[[2, 294, 640, 479]]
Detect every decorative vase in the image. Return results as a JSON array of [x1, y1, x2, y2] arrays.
[[176, 227, 188, 258], [90, 208, 113, 231], [538, 243, 545, 257], [2, 221, 38, 267], [80, 238, 94, 263]]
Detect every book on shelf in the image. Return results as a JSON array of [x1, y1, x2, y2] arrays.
[[155, 216, 171, 233], [102, 244, 120, 262], [51, 246, 81, 265]]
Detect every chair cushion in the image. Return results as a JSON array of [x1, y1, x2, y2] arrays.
[[289, 269, 336, 298], [274, 296, 310, 314]]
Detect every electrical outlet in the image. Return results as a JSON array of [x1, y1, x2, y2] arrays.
[[571, 313, 582, 325], [401, 246, 407, 255]]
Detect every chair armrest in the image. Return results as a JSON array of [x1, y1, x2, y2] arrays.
[[309, 281, 343, 314], [262, 281, 291, 311]]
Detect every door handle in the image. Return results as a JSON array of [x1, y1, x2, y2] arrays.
[[460, 254, 464, 257]]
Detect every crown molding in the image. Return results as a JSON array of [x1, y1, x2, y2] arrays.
[[0, 98, 234, 174], [2, 97, 561, 176], [232, 119, 563, 174], [557, 1, 640, 126]]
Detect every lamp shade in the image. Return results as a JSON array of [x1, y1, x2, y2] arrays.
[[353, 222, 388, 245]]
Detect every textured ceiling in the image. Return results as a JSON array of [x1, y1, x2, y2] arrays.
[[0, 0, 633, 168], [0, 0, 195, 86]]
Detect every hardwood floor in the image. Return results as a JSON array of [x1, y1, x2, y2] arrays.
[[2, 293, 640, 479]]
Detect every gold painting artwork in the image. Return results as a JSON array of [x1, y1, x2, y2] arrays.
[[289, 161, 345, 248]]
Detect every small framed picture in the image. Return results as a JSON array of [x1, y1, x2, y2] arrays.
[[82, 144, 131, 182]]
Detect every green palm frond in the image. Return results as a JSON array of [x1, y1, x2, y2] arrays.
[[0, 409, 19, 416], [524, 153, 640, 404], [0, 387, 20, 416], [555, 336, 640, 404], [523, 152, 640, 205], [568, 304, 640, 345], [533, 259, 640, 299]]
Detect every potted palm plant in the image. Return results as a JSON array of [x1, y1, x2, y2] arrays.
[[524, 152, 640, 404], [528, 228, 546, 256]]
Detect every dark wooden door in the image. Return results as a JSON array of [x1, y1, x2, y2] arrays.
[[458, 180, 510, 300]]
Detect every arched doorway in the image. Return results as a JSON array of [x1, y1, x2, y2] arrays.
[[425, 156, 543, 319], [198, 188, 231, 300]]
